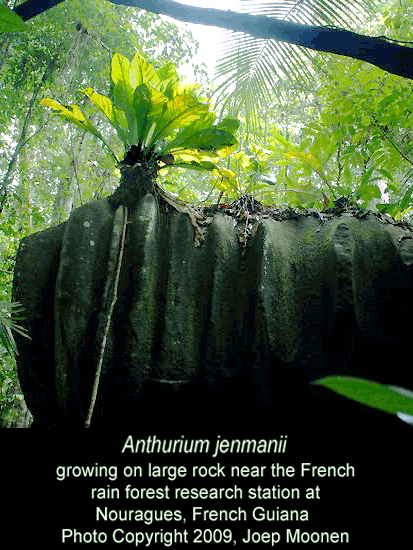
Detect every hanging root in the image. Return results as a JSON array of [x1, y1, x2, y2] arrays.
[[85, 205, 128, 428]]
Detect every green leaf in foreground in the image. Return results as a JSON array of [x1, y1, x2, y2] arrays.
[[0, 6, 25, 33], [311, 376, 413, 417]]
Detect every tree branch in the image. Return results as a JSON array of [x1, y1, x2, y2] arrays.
[[12, 0, 413, 80], [0, 57, 57, 213], [14, 0, 65, 21], [108, 0, 413, 80]]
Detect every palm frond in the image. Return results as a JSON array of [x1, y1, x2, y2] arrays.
[[0, 301, 31, 356], [213, 0, 383, 127]]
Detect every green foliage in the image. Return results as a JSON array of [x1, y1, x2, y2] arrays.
[[214, 0, 381, 127], [0, 0, 209, 423], [40, 52, 239, 175], [198, 121, 334, 208], [312, 376, 413, 425], [0, 346, 21, 427], [219, 0, 413, 216], [0, 301, 31, 356], [0, 5, 24, 33], [3, 0, 413, 425]]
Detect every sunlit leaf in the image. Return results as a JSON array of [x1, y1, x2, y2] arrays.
[[40, 98, 87, 125], [156, 62, 185, 98], [312, 376, 413, 417], [217, 168, 237, 181], [39, 98, 119, 163], [216, 144, 239, 157], [131, 52, 160, 90], [174, 149, 220, 165], [111, 53, 133, 112], [172, 160, 217, 171], [144, 122, 157, 148], [152, 95, 209, 145], [82, 88, 129, 145], [164, 112, 216, 152]]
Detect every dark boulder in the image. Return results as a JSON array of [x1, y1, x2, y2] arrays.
[[12, 185, 413, 427]]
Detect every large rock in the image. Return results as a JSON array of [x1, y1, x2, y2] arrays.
[[12, 184, 413, 427]]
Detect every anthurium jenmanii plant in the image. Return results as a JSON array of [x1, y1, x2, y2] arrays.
[[40, 52, 239, 178]]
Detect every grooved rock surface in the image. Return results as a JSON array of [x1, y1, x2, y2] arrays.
[[13, 192, 413, 427]]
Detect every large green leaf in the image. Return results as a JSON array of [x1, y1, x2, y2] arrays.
[[0, 5, 25, 33], [168, 127, 238, 155], [82, 88, 130, 146], [312, 376, 413, 417], [188, 128, 239, 151], [39, 98, 119, 163], [133, 84, 152, 144], [217, 118, 241, 133], [130, 52, 160, 90], [111, 53, 134, 113], [39, 98, 99, 135], [172, 149, 221, 165], [149, 95, 210, 147], [110, 53, 141, 145], [164, 113, 216, 150], [155, 62, 182, 98]]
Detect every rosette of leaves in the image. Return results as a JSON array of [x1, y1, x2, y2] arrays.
[[40, 52, 239, 178]]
